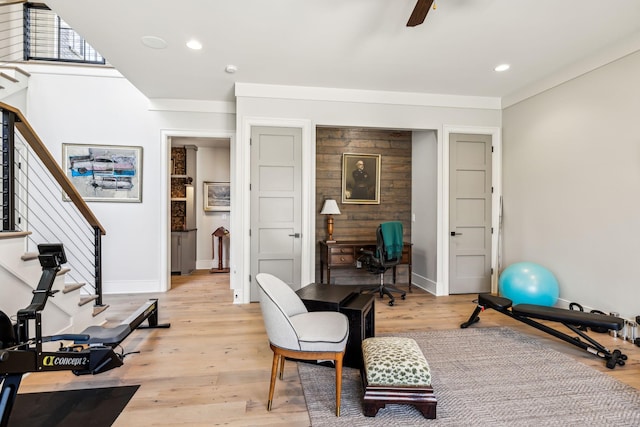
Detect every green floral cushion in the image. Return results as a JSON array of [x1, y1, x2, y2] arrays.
[[362, 337, 431, 387]]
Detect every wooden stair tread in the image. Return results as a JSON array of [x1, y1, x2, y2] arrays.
[[78, 295, 99, 306], [0, 72, 19, 83], [0, 65, 31, 77], [21, 251, 39, 261], [63, 283, 84, 293], [93, 304, 109, 317], [0, 231, 31, 240]]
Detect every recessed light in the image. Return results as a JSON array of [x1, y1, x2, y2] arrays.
[[141, 36, 167, 49], [186, 39, 202, 50], [494, 64, 510, 72], [225, 64, 238, 74]]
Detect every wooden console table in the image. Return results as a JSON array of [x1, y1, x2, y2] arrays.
[[319, 240, 412, 290]]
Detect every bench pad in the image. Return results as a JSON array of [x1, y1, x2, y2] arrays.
[[479, 293, 624, 331], [361, 337, 436, 418], [512, 304, 624, 331]]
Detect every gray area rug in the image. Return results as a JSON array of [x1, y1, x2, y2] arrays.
[[299, 327, 640, 426]]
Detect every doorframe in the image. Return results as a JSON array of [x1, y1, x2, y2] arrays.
[[237, 117, 313, 303], [160, 129, 236, 293], [439, 125, 502, 296]]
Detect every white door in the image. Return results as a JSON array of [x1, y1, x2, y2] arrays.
[[250, 126, 302, 301], [449, 133, 492, 294]]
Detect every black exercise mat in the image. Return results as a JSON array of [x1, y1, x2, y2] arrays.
[[8, 385, 139, 427]]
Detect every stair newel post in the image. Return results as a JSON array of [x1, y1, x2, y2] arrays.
[[94, 225, 103, 306], [1, 109, 16, 231]]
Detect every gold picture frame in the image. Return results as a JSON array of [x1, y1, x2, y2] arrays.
[[341, 153, 380, 204], [204, 182, 230, 211]]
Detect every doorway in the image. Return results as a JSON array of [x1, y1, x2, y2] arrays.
[[161, 133, 232, 292]]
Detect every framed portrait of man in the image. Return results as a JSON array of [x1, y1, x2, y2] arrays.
[[341, 153, 381, 204]]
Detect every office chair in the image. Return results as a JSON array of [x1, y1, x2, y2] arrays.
[[255, 273, 349, 416], [358, 221, 407, 306]]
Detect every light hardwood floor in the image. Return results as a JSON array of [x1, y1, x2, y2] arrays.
[[18, 271, 640, 426]]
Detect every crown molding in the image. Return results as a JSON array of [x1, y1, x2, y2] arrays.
[[235, 83, 501, 110]]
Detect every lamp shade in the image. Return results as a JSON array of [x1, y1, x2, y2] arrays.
[[320, 199, 341, 215]]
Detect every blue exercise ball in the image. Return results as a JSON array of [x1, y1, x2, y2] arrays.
[[498, 262, 559, 306]]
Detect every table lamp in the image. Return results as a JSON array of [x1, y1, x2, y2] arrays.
[[320, 199, 341, 243]]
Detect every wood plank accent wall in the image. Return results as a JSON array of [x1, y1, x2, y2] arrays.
[[315, 127, 412, 284]]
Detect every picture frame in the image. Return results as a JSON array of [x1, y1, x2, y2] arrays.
[[204, 182, 230, 211], [62, 143, 142, 202], [341, 153, 381, 204]]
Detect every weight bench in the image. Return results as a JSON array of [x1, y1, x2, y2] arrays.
[[461, 293, 628, 369]]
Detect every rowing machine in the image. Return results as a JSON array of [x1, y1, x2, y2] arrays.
[[461, 293, 628, 369], [0, 243, 170, 427]]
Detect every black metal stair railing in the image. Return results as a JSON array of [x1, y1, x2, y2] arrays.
[[0, 102, 106, 307]]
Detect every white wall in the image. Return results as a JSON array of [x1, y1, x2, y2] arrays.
[[196, 145, 231, 269], [22, 64, 234, 293], [15, 66, 502, 301], [411, 130, 438, 292], [234, 87, 501, 301], [502, 51, 640, 320]]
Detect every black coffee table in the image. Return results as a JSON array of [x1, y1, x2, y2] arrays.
[[296, 283, 375, 369]]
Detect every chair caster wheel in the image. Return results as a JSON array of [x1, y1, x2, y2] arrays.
[[388, 300, 394, 306], [401, 295, 406, 300]]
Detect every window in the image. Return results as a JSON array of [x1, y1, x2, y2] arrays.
[[24, 3, 105, 64]]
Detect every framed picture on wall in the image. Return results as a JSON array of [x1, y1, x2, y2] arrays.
[[341, 153, 381, 204], [204, 182, 230, 211], [62, 143, 143, 202]]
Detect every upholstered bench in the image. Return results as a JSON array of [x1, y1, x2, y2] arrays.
[[360, 337, 437, 418]]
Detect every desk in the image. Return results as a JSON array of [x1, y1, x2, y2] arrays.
[[319, 240, 412, 290], [296, 284, 374, 369]]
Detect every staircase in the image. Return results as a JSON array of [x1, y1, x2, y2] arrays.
[[0, 231, 107, 338], [0, 16, 109, 338], [0, 66, 29, 98]]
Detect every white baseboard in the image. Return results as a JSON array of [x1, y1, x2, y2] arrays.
[[411, 273, 437, 295], [103, 279, 163, 294]]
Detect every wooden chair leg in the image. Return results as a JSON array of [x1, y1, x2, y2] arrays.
[[335, 352, 344, 416], [278, 353, 285, 380], [267, 351, 280, 411]]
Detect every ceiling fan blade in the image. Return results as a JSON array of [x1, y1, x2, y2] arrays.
[[407, 0, 434, 27]]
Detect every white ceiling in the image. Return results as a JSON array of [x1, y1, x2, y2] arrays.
[[46, 0, 640, 106]]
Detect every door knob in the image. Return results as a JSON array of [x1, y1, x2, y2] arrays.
[[288, 233, 301, 238], [450, 231, 463, 236]]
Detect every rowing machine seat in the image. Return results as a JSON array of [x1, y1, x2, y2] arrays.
[[512, 304, 624, 331], [76, 325, 131, 346]]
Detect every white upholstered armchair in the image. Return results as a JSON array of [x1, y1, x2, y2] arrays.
[[255, 273, 349, 416]]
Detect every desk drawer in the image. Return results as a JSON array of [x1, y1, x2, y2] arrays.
[[330, 253, 355, 265], [329, 246, 354, 255]]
